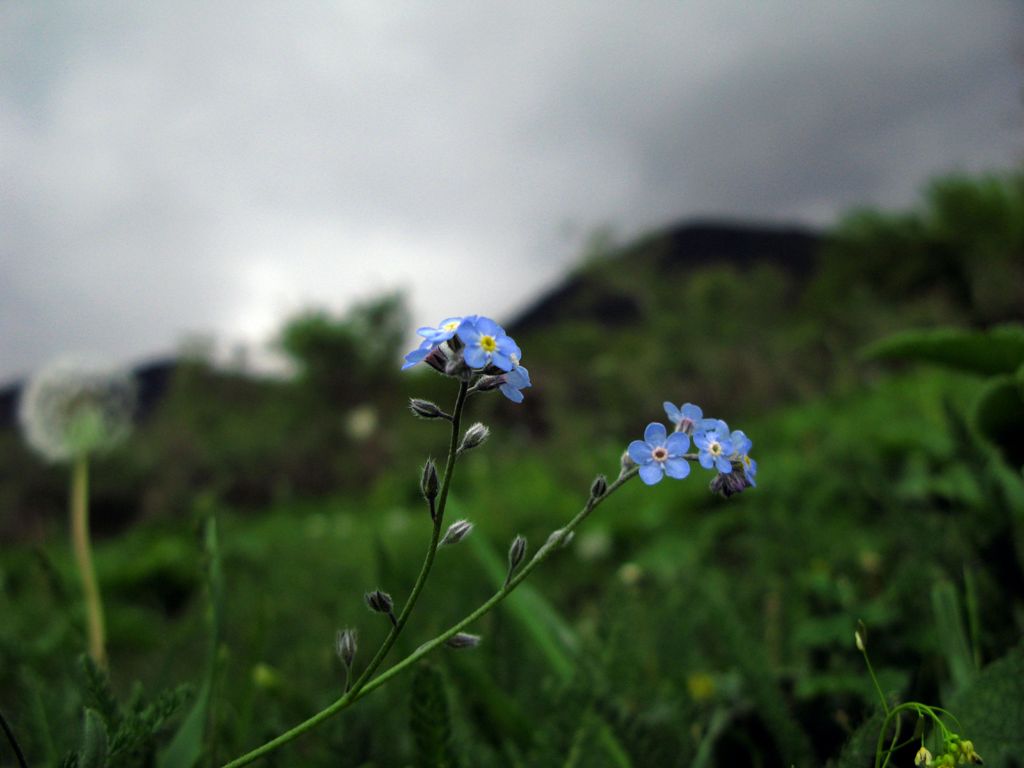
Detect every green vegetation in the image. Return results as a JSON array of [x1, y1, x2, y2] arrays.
[[1, 171, 1023, 766]]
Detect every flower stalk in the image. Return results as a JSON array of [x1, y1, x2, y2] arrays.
[[71, 455, 107, 670]]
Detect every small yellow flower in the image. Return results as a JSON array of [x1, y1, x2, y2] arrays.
[[686, 673, 716, 702], [914, 745, 932, 766]]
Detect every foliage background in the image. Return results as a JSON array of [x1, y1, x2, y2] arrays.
[[1, 172, 1023, 766]]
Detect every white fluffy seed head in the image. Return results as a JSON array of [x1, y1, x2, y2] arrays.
[[18, 357, 137, 463]]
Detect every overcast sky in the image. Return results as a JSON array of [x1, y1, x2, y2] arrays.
[[1, 2, 1021, 383]]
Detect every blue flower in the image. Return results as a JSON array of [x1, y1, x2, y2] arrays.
[[499, 365, 531, 403], [729, 429, 757, 486], [402, 315, 470, 370], [628, 422, 691, 486], [456, 315, 519, 372], [694, 420, 734, 473], [663, 401, 716, 435], [417, 316, 466, 344]]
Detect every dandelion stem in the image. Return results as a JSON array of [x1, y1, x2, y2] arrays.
[[71, 454, 107, 670]]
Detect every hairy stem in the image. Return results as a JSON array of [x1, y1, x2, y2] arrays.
[[222, 379, 469, 768], [71, 455, 107, 669], [221, 457, 644, 767]]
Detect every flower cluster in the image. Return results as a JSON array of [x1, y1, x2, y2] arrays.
[[627, 401, 757, 491], [402, 314, 531, 403]]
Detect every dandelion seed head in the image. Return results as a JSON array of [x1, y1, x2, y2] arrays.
[[18, 357, 136, 463]]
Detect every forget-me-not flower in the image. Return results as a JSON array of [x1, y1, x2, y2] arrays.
[[457, 316, 519, 372], [729, 429, 757, 486], [628, 422, 691, 485], [694, 420, 734, 474], [663, 402, 716, 435], [402, 315, 470, 370], [499, 365, 531, 403]]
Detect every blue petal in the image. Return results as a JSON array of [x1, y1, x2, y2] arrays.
[[693, 432, 711, 451], [666, 432, 690, 455], [644, 422, 667, 445], [664, 458, 691, 479], [499, 383, 524, 403], [715, 456, 733, 474], [506, 365, 530, 388], [730, 430, 752, 456], [638, 463, 664, 485], [663, 402, 681, 423], [628, 440, 652, 464], [682, 403, 704, 421], [475, 316, 502, 337], [463, 344, 487, 369], [699, 452, 715, 470], [490, 350, 513, 371], [456, 321, 480, 345], [401, 344, 431, 370]]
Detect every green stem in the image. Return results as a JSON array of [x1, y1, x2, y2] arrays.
[[861, 648, 888, 716], [222, 462, 643, 767], [222, 380, 470, 768], [71, 455, 107, 669]]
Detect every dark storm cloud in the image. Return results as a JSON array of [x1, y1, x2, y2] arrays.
[[1, 1, 1020, 382]]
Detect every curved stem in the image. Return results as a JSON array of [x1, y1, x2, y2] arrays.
[[0, 708, 29, 768], [71, 455, 107, 669], [222, 380, 469, 768], [222, 460, 643, 767]]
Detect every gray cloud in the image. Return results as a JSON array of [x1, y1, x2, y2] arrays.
[[1, 1, 1020, 382]]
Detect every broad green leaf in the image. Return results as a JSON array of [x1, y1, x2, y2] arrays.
[[863, 326, 1024, 375], [947, 643, 1024, 767], [930, 580, 976, 696], [972, 375, 1024, 467]]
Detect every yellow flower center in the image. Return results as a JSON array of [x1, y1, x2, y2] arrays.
[[443, 321, 459, 332], [480, 335, 497, 353], [709, 442, 721, 456], [743, 455, 751, 466]]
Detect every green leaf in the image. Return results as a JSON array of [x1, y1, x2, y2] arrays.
[[862, 325, 1024, 375], [947, 643, 1024, 767], [79, 657, 121, 733], [930, 581, 976, 696], [972, 374, 1024, 467], [410, 663, 460, 768], [79, 709, 108, 768], [156, 518, 224, 768]]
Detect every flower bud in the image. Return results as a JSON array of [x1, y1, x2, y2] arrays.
[[545, 528, 575, 550], [473, 375, 504, 392], [855, 619, 867, 652], [445, 632, 482, 649], [620, 450, 636, 472], [440, 519, 473, 546], [365, 589, 396, 624], [421, 459, 439, 502], [335, 628, 357, 668], [590, 474, 608, 499], [409, 398, 446, 420], [459, 422, 490, 453], [505, 535, 527, 586], [709, 470, 750, 498]]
